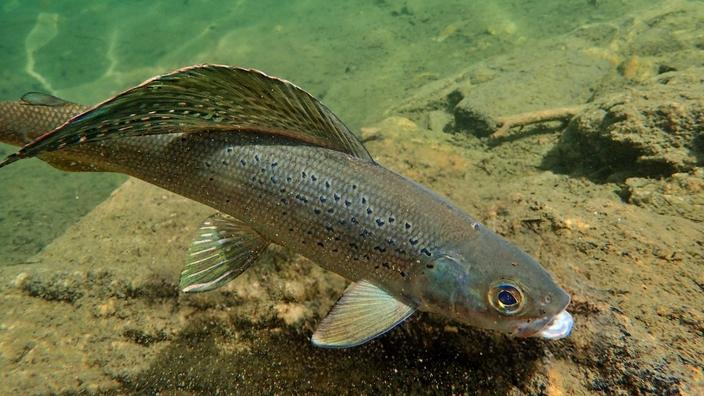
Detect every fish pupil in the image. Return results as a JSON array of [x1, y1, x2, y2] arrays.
[[498, 290, 517, 306]]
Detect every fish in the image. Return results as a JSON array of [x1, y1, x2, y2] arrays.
[[0, 92, 87, 147], [0, 64, 573, 348]]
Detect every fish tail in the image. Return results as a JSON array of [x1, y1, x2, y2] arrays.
[[0, 154, 21, 169], [0, 95, 87, 170]]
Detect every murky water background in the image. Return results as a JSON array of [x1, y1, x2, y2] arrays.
[[1, 0, 702, 394]]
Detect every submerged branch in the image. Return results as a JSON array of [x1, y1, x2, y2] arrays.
[[491, 105, 584, 138]]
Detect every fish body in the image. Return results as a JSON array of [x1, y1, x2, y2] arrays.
[[0, 93, 87, 147], [0, 65, 572, 347]]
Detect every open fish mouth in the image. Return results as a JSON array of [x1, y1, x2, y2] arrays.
[[534, 310, 573, 340]]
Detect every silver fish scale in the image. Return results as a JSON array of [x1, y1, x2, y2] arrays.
[[66, 133, 479, 296]]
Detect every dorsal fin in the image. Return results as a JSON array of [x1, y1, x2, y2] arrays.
[[0, 64, 372, 168]]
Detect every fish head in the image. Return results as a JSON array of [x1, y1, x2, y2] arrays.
[[414, 224, 572, 339]]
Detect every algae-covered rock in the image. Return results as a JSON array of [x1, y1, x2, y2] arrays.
[[552, 68, 704, 180]]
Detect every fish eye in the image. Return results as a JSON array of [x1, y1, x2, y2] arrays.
[[489, 282, 524, 315]]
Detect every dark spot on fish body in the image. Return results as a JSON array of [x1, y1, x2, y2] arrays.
[[373, 245, 386, 253], [255, 154, 260, 162], [362, 197, 367, 204], [271, 161, 278, 167], [405, 222, 412, 230], [388, 217, 395, 223], [409, 238, 418, 246], [311, 175, 317, 181], [314, 208, 321, 215], [270, 176, 278, 184], [320, 196, 327, 203], [240, 159, 246, 166], [366, 207, 373, 215], [420, 247, 432, 256], [375, 219, 385, 227], [334, 193, 341, 201], [325, 181, 331, 188], [344, 199, 352, 207]]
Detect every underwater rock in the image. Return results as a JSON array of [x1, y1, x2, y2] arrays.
[[424, 110, 453, 133], [390, 41, 611, 137], [452, 97, 500, 137], [551, 68, 704, 180]]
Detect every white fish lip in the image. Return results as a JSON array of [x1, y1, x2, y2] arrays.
[[534, 310, 573, 340]]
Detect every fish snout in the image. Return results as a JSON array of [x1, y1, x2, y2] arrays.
[[512, 310, 573, 339]]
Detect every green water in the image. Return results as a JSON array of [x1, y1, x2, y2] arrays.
[[2, 1, 703, 394]]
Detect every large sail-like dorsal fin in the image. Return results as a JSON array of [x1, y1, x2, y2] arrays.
[[0, 64, 372, 168]]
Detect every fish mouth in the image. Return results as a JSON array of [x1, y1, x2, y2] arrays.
[[532, 310, 573, 340], [512, 309, 573, 339]]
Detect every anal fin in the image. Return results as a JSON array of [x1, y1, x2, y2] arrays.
[[180, 213, 268, 293], [312, 280, 416, 348]]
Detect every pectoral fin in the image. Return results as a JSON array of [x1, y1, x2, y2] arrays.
[[180, 213, 268, 293], [312, 280, 416, 348]]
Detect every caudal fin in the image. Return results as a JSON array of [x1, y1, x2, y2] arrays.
[[0, 154, 20, 168]]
